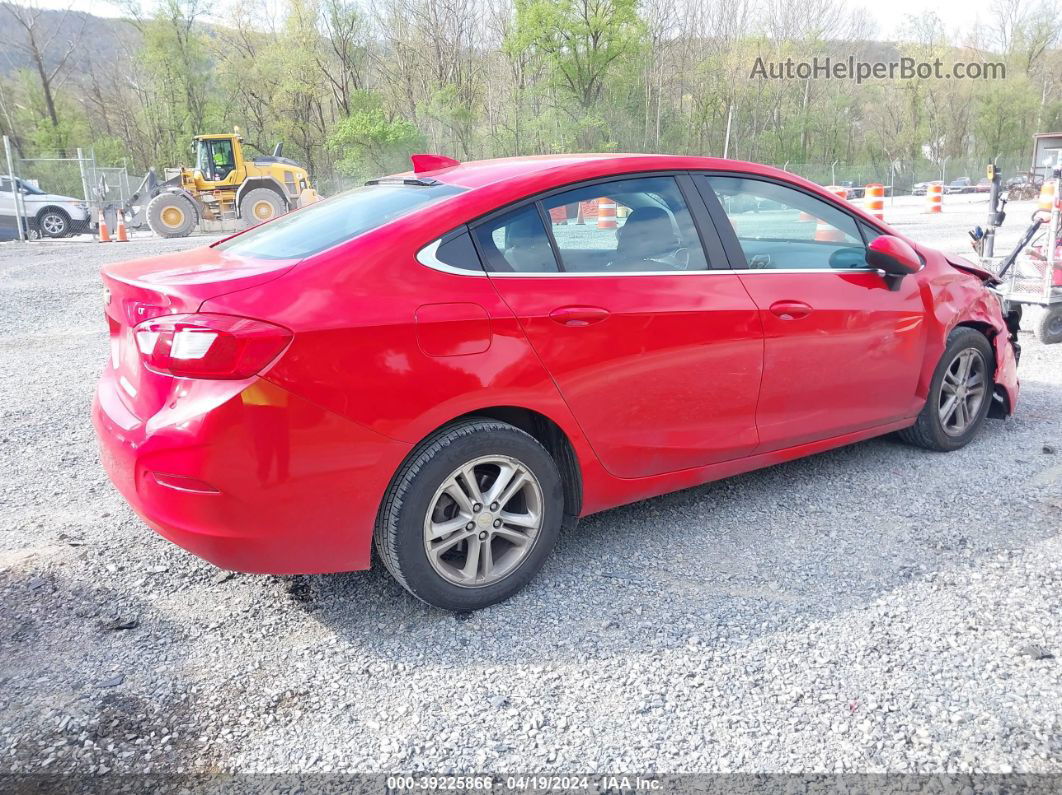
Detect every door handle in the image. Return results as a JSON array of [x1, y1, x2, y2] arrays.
[[549, 306, 610, 327], [769, 300, 813, 320]]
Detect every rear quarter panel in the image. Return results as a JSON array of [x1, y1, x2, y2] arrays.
[[199, 224, 614, 513]]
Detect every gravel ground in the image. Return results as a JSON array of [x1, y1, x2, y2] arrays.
[[0, 198, 1060, 777]]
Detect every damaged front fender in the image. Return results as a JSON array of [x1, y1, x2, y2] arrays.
[[918, 255, 1019, 417]]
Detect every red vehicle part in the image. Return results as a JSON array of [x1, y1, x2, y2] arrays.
[[93, 154, 1020, 578]]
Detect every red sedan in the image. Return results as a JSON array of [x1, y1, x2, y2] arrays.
[[93, 154, 1020, 611]]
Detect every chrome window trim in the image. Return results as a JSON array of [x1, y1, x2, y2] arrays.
[[416, 237, 919, 279], [482, 267, 881, 277], [416, 237, 886, 278]]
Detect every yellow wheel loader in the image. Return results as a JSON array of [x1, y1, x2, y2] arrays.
[[138, 129, 319, 238]]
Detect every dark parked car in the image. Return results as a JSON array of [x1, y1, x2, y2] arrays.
[[838, 181, 865, 199]]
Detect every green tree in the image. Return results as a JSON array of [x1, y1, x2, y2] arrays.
[[506, 0, 645, 148], [328, 92, 426, 181]]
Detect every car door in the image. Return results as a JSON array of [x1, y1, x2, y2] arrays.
[[696, 173, 928, 453], [0, 177, 18, 240], [472, 173, 764, 479]]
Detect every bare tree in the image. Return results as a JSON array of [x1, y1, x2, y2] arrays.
[[2, 0, 87, 136]]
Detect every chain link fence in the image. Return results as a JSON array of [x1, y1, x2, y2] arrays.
[[2, 133, 1041, 242], [776, 152, 1031, 195], [1, 137, 142, 241]]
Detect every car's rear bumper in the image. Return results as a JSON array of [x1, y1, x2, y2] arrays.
[[93, 374, 410, 574]]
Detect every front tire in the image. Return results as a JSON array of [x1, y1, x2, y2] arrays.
[[239, 188, 285, 228], [374, 419, 564, 611], [898, 327, 994, 452], [37, 208, 70, 238], [147, 193, 197, 238], [1034, 305, 1062, 345]]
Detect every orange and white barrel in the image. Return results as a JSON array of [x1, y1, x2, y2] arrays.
[[814, 188, 847, 241], [1038, 179, 1058, 214], [814, 218, 845, 242], [926, 182, 943, 214], [865, 183, 885, 221], [597, 197, 617, 229]]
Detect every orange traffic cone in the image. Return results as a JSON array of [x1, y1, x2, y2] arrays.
[[115, 209, 129, 242], [97, 207, 111, 243]]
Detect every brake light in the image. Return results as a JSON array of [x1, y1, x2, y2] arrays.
[[133, 313, 292, 379]]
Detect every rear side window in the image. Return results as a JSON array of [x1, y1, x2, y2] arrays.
[[541, 176, 709, 272], [433, 230, 483, 271], [215, 182, 465, 260], [472, 205, 559, 273]]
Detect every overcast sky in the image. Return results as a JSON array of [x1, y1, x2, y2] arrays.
[[30, 0, 1006, 42]]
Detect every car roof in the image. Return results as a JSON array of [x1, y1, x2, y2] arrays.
[[388, 153, 788, 190]]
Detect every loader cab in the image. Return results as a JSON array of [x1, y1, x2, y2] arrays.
[[193, 135, 244, 186]]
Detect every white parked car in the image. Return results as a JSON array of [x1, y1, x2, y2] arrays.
[[0, 176, 90, 239]]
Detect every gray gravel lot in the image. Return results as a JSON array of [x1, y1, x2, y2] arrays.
[[1, 198, 1060, 776]]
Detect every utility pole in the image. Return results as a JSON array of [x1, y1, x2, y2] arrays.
[[4, 135, 26, 242], [722, 105, 733, 160], [76, 147, 91, 207]]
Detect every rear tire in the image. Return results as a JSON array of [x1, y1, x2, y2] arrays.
[[374, 418, 564, 611], [1034, 305, 1062, 345], [898, 327, 994, 452], [147, 193, 197, 238], [239, 188, 285, 228]]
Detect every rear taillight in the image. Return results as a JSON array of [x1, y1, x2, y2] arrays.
[[133, 313, 292, 379]]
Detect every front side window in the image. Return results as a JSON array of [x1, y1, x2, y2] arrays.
[[215, 182, 466, 260], [541, 176, 708, 272], [704, 176, 866, 270], [210, 140, 235, 180]]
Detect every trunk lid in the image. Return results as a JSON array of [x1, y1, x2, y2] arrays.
[[100, 245, 298, 420]]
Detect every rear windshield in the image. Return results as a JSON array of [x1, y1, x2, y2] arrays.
[[214, 182, 466, 260]]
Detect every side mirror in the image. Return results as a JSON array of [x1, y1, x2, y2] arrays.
[[866, 235, 921, 288]]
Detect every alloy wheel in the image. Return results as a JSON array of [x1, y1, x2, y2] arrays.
[[423, 455, 543, 587], [938, 348, 986, 436], [41, 213, 65, 235]]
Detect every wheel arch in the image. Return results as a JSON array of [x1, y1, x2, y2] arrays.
[[236, 177, 290, 212], [35, 204, 71, 221], [393, 405, 584, 520], [952, 320, 1011, 419]]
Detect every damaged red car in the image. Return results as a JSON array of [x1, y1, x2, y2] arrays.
[[93, 154, 1020, 611]]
